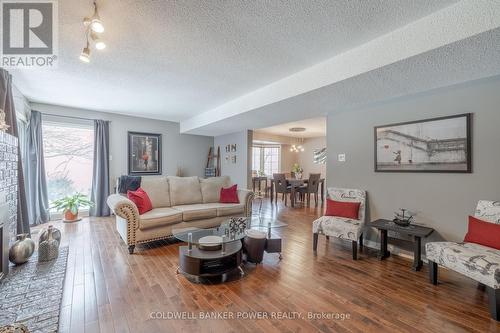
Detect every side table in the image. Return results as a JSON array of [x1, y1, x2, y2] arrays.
[[369, 219, 434, 271]]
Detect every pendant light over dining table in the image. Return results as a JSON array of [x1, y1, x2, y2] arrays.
[[80, 1, 106, 63]]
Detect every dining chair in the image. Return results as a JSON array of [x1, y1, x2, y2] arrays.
[[273, 173, 292, 206], [297, 173, 321, 206]]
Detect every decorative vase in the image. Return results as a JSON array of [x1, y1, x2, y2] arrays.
[[38, 227, 59, 262], [295, 172, 303, 180], [38, 225, 61, 245], [8, 234, 35, 265], [64, 209, 78, 221]]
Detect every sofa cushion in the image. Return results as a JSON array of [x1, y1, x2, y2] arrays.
[[168, 176, 203, 206], [172, 204, 218, 222], [220, 184, 240, 204], [127, 188, 153, 214], [464, 215, 500, 250], [216, 203, 245, 217], [140, 176, 171, 208], [200, 176, 231, 203], [139, 207, 183, 229], [426, 241, 500, 289]]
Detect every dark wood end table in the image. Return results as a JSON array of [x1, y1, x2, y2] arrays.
[[369, 219, 434, 271]]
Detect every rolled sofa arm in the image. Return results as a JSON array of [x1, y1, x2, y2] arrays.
[[238, 189, 254, 217], [107, 194, 140, 230]]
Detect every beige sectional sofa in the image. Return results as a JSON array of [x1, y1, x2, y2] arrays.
[[107, 176, 254, 253]]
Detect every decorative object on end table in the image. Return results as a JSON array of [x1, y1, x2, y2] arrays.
[[38, 225, 61, 245], [38, 227, 59, 262], [128, 131, 162, 175], [393, 208, 415, 227], [374, 113, 472, 173], [8, 234, 35, 265], [51, 193, 94, 222], [291, 163, 303, 179]]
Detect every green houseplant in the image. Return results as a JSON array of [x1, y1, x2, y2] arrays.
[[51, 193, 94, 222]]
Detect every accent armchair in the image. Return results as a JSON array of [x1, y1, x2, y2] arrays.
[[312, 188, 366, 260], [426, 200, 500, 321]]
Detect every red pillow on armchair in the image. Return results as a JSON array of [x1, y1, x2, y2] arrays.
[[325, 199, 360, 219], [220, 184, 239, 203], [463, 215, 500, 250], [127, 188, 153, 214]]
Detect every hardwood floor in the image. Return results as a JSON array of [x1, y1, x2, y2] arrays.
[[32, 200, 500, 333]]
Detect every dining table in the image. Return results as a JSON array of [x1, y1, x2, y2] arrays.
[[269, 177, 325, 207]]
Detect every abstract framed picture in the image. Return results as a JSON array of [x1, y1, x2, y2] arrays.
[[374, 113, 471, 173], [128, 132, 162, 175]]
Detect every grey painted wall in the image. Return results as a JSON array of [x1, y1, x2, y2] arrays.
[[31, 103, 214, 187], [214, 130, 252, 189], [327, 77, 500, 246]]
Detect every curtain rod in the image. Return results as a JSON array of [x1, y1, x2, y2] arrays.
[[39, 112, 107, 122]]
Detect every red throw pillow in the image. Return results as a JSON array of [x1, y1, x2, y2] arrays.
[[127, 188, 153, 214], [463, 215, 500, 250], [220, 184, 239, 204], [325, 199, 360, 219]]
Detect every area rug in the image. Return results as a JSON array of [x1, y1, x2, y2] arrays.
[[0, 247, 69, 333]]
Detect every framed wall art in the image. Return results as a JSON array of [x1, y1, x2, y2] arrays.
[[374, 113, 471, 173], [128, 131, 162, 175]]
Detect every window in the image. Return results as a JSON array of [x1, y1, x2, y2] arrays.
[[42, 120, 94, 212], [252, 145, 280, 176]]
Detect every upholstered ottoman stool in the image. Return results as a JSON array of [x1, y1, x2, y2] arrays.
[[244, 229, 267, 264]]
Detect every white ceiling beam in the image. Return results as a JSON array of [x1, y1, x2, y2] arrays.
[[180, 0, 500, 134]]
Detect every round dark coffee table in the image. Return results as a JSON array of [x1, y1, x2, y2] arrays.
[[173, 225, 246, 283]]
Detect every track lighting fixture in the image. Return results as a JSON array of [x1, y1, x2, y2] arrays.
[[80, 1, 106, 62]]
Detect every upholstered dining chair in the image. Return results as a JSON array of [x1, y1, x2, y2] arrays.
[[312, 187, 367, 260], [297, 173, 321, 207], [273, 173, 292, 206]]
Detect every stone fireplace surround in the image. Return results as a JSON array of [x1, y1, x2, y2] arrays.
[[0, 131, 18, 280]]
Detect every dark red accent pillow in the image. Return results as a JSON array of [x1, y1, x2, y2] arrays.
[[325, 199, 360, 219], [463, 215, 500, 250], [127, 188, 153, 215], [220, 184, 239, 204]]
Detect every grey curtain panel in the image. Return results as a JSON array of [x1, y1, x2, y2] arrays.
[[90, 120, 110, 216], [26, 111, 50, 225], [0, 69, 30, 235]]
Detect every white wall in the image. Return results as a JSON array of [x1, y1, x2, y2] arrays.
[[214, 130, 252, 189], [327, 76, 500, 245], [31, 103, 214, 187]]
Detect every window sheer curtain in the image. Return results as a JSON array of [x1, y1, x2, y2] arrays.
[[90, 119, 110, 216], [0, 68, 30, 234], [25, 111, 49, 225]]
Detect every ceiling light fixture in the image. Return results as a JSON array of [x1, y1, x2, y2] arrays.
[[91, 32, 106, 50], [84, 1, 104, 33], [80, 1, 106, 62], [79, 41, 91, 63], [290, 138, 305, 153]]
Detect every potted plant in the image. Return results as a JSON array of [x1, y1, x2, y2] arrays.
[[292, 163, 303, 179], [51, 193, 94, 222]]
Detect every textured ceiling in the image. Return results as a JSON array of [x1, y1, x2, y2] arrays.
[[187, 27, 500, 136], [10, 0, 458, 121], [255, 117, 326, 138]]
